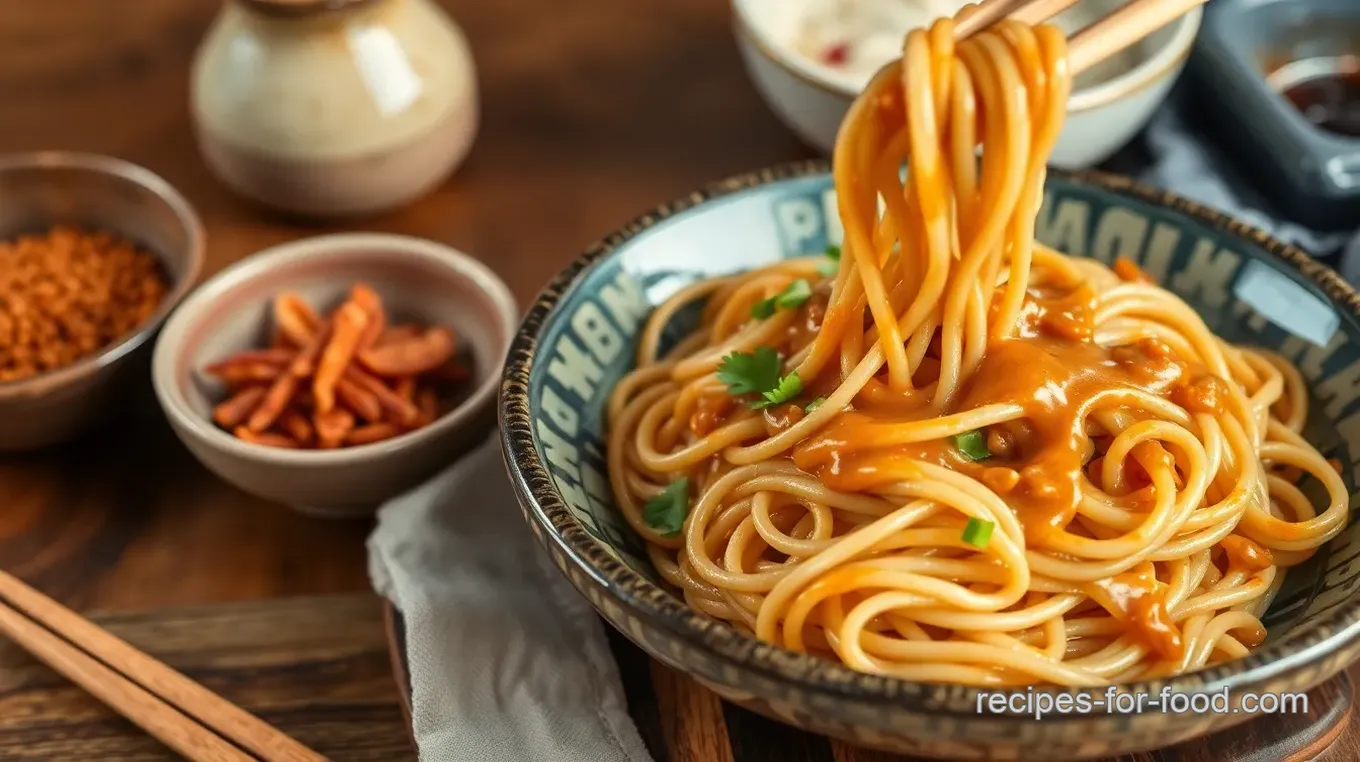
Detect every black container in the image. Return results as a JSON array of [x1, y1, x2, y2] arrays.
[[1189, 0, 1360, 232]]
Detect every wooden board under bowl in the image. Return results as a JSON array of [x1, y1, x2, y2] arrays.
[[382, 601, 1360, 762]]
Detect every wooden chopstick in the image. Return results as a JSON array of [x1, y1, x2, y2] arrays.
[[0, 569, 326, 762], [1006, 0, 1086, 27], [953, 0, 1206, 77], [953, 0, 1084, 38], [0, 600, 253, 762], [1067, 0, 1206, 76], [953, 0, 1031, 38]]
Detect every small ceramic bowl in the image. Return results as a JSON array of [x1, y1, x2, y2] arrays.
[[152, 233, 517, 517], [503, 161, 1360, 759], [0, 152, 204, 451], [731, 0, 1202, 169]]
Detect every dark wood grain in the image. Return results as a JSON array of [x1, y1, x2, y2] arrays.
[[605, 624, 671, 762], [0, 595, 411, 761], [0, 1, 809, 747], [0, 0, 810, 613], [0, 0, 802, 756]]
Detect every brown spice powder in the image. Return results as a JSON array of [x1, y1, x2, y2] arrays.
[[0, 226, 167, 382]]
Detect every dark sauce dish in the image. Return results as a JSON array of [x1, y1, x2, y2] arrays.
[[1272, 56, 1360, 140], [1189, 0, 1360, 233]]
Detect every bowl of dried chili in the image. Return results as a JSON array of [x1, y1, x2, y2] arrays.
[[150, 233, 517, 517]]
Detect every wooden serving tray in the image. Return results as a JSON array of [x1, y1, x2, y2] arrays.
[[384, 603, 1360, 762]]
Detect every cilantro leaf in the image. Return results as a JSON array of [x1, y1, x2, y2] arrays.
[[643, 479, 690, 537], [750, 279, 813, 320], [716, 347, 805, 410], [804, 396, 827, 413], [962, 517, 995, 548], [825, 244, 842, 261], [753, 371, 803, 409], [717, 346, 782, 397], [775, 279, 812, 309]]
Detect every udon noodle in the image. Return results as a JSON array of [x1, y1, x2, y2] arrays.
[[605, 14, 1349, 686]]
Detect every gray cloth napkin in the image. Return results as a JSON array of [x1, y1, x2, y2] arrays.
[[1139, 108, 1359, 258], [367, 437, 653, 762]]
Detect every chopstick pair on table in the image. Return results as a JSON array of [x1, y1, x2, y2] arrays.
[[0, 568, 325, 762], [954, 0, 1209, 75]]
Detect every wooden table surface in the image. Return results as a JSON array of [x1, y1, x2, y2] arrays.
[[0, 2, 1357, 761], [0, 0, 806, 605]]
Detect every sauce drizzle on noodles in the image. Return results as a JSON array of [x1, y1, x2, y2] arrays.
[[604, 12, 1349, 686]]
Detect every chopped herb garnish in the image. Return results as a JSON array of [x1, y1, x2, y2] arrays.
[[753, 371, 803, 409], [750, 279, 813, 319], [717, 346, 802, 409], [962, 517, 995, 548], [826, 244, 841, 260], [643, 478, 690, 537], [750, 298, 777, 319], [954, 429, 990, 461], [717, 346, 782, 396], [804, 396, 827, 413], [776, 279, 812, 309]]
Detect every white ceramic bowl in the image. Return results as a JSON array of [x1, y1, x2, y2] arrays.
[[732, 0, 1203, 169]]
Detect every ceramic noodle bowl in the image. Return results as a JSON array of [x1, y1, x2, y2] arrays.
[[500, 162, 1360, 760]]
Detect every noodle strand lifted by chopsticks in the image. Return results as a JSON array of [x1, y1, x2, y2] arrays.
[[605, 14, 1348, 686]]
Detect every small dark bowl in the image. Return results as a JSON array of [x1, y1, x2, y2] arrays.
[[1189, 0, 1360, 230], [0, 152, 204, 451], [502, 161, 1360, 759]]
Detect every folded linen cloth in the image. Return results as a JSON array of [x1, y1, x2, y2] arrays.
[[367, 438, 653, 762], [1139, 107, 1358, 258]]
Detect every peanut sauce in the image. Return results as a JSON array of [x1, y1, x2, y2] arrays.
[[1113, 256, 1153, 283], [784, 290, 830, 352], [980, 466, 1021, 494], [1011, 284, 1097, 341], [763, 402, 805, 434], [690, 392, 734, 437], [1221, 535, 1274, 573], [1169, 374, 1230, 416], [775, 281, 1251, 663], [1088, 562, 1183, 660], [791, 288, 1230, 544], [1235, 623, 1268, 649]]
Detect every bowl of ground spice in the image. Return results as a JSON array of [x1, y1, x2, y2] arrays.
[[0, 152, 204, 450]]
